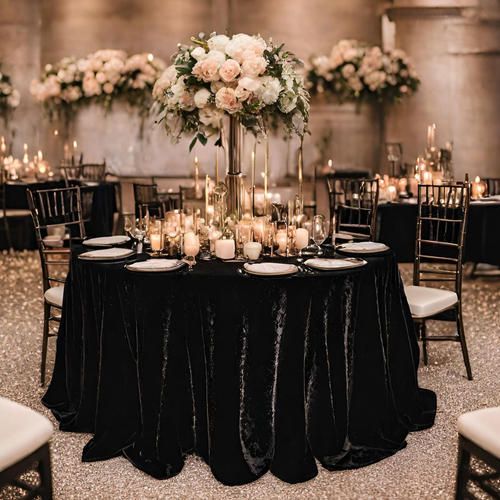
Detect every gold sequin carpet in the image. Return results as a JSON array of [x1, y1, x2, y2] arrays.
[[1, 252, 499, 499]]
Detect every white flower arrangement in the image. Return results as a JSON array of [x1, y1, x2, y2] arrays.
[[0, 67, 20, 123], [153, 32, 310, 150], [307, 40, 419, 104], [30, 50, 166, 122]]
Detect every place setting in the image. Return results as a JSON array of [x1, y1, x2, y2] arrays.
[[2, 8, 500, 500]]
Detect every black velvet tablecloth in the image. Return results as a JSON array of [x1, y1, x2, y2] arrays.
[[0, 181, 117, 249], [377, 201, 500, 264], [43, 247, 436, 485]]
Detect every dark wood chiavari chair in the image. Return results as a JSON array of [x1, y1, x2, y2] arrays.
[[485, 178, 500, 196], [0, 169, 32, 250], [60, 161, 106, 186], [325, 177, 379, 240], [133, 183, 183, 218], [404, 181, 472, 380], [27, 186, 86, 385]]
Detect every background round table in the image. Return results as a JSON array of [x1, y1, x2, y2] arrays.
[[377, 200, 500, 265], [43, 247, 436, 486]]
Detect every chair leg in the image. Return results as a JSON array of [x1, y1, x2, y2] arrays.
[[37, 443, 53, 500], [469, 262, 478, 279], [455, 437, 471, 500], [3, 215, 13, 251], [456, 305, 473, 381], [421, 320, 429, 366], [41, 302, 51, 387]]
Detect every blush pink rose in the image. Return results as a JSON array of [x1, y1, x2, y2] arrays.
[[215, 87, 242, 113], [193, 58, 221, 82], [219, 59, 241, 83]]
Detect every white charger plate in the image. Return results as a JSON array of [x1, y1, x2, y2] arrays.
[[83, 235, 130, 247], [337, 242, 389, 254], [243, 262, 298, 276], [125, 259, 185, 272], [304, 257, 367, 271], [78, 248, 135, 261]]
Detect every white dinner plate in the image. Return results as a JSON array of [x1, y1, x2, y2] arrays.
[[125, 259, 185, 272], [243, 262, 298, 276], [337, 242, 389, 254], [83, 235, 130, 247], [78, 248, 135, 261], [304, 258, 367, 271]]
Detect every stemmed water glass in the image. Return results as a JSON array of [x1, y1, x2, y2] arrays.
[[183, 233, 200, 271], [312, 215, 327, 255], [133, 218, 146, 253]]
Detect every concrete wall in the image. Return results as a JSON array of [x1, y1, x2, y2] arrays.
[[0, 0, 499, 181], [385, 0, 500, 179]]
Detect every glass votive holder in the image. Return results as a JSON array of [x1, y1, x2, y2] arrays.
[[244, 241, 262, 261]]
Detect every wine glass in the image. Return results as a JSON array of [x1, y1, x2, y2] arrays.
[[295, 227, 309, 262], [123, 214, 134, 235], [183, 232, 200, 271], [133, 219, 146, 253], [312, 215, 327, 255]]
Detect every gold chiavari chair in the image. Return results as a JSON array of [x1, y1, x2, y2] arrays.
[[0, 169, 32, 250], [27, 186, 86, 385], [326, 177, 379, 240], [404, 181, 472, 380]]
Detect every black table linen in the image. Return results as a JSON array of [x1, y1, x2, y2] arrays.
[[377, 201, 500, 264], [43, 247, 436, 485]]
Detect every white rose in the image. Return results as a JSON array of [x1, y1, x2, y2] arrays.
[[225, 34, 267, 63], [241, 56, 267, 77], [255, 76, 281, 105], [152, 65, 177, 99], [208, 34, 230, 52], [194, 88, 211, 108], [237, 76, 260, 93], [191, 47, 208, 61], [207, 50, 226, 65]]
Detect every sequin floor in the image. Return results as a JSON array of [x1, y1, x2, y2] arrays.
[[0, 251, 499, 500]]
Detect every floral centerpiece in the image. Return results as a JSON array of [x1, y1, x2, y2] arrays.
[[30, 50, 166, 123], [307, 39, 419, 104], [0, 68, 20, 124], [152, 32, 310, 150]]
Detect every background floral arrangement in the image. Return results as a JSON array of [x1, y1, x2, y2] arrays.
[[152, 32, 310, 150], [0, 67, 20, 123], [30, 49, 166, 122], [307, 39, 419, 104]]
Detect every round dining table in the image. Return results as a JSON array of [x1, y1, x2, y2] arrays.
[[43, 245, 436, 486]]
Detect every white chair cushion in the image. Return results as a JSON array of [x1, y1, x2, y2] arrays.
[[404, 285, 458, 318], [43, 235, 64, 248], [0, 397, 53, 472], [44, 285, 64, 308], [458, 406, 500, 459]]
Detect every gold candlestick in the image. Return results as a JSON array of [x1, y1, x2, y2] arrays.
[[215, 148, 219, 185], [264, 136, 269, 216], [205, 174, 210, 221], [251, 143, 256, 217], [298, 139, 304, 200]]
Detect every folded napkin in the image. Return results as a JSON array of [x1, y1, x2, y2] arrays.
[[80, 248, 134, 259], [127, 259, 182, 271], [340, 242, 388, 251], [305, 258, 357, 269], [244, 262, 296, 275], [84, 235, 130, 246]]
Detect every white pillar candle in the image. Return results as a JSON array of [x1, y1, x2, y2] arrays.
[[276, 230, 288, 253], [215, 239, 235, 260], [150, 233, 162, 251], [244, 241, 262, 260], [208, 228, 222, 253], [295, 228, 309, 250]]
